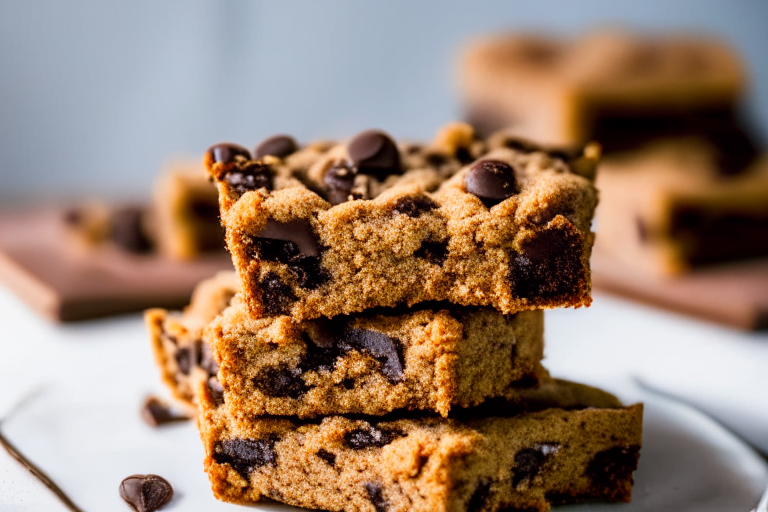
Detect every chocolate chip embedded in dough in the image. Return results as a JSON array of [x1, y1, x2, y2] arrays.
[[341, 328, 404, 383], [466, 478, 492, 512], [213, 437, 278, 478], [207, 143, 251, 165], [414, 240, 448, 266], [223, 162, 273, 195], [254, 134, 299, 159], [256, 219, 320, 259], [259, 273, 297, 316], [252, 366, 306, 399], [324, 160, 369, 204], [585, 446, 641, 488], [512, 442, 561, 487], [174, 345, 196, 375], [345, 426, 399, 449], [140, 396, 190, 427], [348, 130, 402, 180], [316, 449, 336, 467], [207, 376, 225, 406], [364, 481, 389, 512], [119, 474, 173, 512], [391, 195, 438, 217], [464, 160, 518, 206]]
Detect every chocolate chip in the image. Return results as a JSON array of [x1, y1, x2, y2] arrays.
[[425, 152, 450, 168], [512, 442, 560, 487], [110, 207, 153, 253], [316, 449, 336, 467], [174, 346, 196, 375], [341, 328, 404, 383], [342, 378, 356, 389], [414, 240, 448, 265], [348, 130, 402, 180], [466, 478, 491, 512], [502, 138, 539, 153], [289, 256, 329, 290], [364, 482, 389, 512], [207, 376, 225, 406], [345, 426, 399, 449], [207, 143, 251, 165], [510, 227, 583, 300], [119, 474, 173, 512], [214, 437, 278, 478], [140, 396, 189, 427], [324, 160, 369, 204], [223, 162, 273, 195], [585, 446, 640, 488], [465, 160, 517, 207], [256, 219, 320, 258], [254, 134, 298, 159], [199, 341, 219, 376], [252, 366, 306, 398], [259, 273, 297, 316], [391, 195, 438, 217]]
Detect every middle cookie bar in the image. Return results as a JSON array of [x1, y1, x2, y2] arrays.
[[208, 296, 544, 418]]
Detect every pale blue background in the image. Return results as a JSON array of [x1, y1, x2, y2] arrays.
[[0, 0, 766, 200]]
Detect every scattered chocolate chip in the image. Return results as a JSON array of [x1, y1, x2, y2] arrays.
[[223, 162, 273, 195], [465, 160, 518, 207], [391, 195, 438, 217], [323, 160, 360, 204], [466, 478, 492, 512], [364, 481, 389, 512], [288, 256, 329, 290], [425, 152, 450, 168], [207, 143, 251, 165], [414, 240, 448, 265], [119, 474, 173, 512], [259, 273, 297, 316], [512, 442, 560, 487], [254, 134, 298, 159], [214, 437, 278, 478], [348, 130, 402, 180], [316, 449, 336, 467], [510, 227, 583, 300], [140, 396, 189, 427], [199, 341, 219, 376], [253, 366, 306, 398], [256, 219, 320, 258], [585, 446, 640, 488], [342, 378, 356, 389], [455, 147, 473, 164], [110, 207, 153, 253], [174, 345, 196, 375], [341, 328, 405, 383], [207, 376, 225, 406], [345, 426, 399, 449]]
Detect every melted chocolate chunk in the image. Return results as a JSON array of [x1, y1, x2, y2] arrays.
[[316, 449, 336, 467], [391, 195, 438, 217], [512, 442, 560, 487], [289, 256, 329, 290], [119, 474, 173, 512], [174, 345, 196, 375], [214, 437, 278, 478], [341, 328, 405, 383], [259, 273, 297, 316], [252, 366, 306, 398], [510, 227, 583, 300], [256, 219, 320, 259], [207, 143, 251, 165], [223, 162, 273, 195], [585, 446, 640, 488], [345, 426, 400, 449], [364, 481, 389, 512], [414, 240, 448, 265], [467, 478, 492, 512], [110, 207, 153, 253], [254, 134, 298, 159], [140, 396, 189, 427], [207, 376, 225, 406], [348, 130, 403, 180], [465, 160, 518, 207], [324, 160, 365, 205]]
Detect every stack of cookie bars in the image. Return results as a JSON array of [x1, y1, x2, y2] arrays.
[[146, 122, 643, 511]]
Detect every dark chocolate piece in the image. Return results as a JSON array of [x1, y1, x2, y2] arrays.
[[364, 481, 389, 512], [344, 426, 399, 449], [465, 160, 518, 206], [511, 227, 583, 300], [256, 219, 320, 259], [466, 478, 492, 512], [252, 366, 306, 398], [585, 445, 640, 488], [414, 240, 448, 265], [174, 345, 196, 375], [110, 207, 153, 254], [341, 327, 405, 383], [213, 437, 278, 478], [207, 143, 251, 164], [391, 195, 438, 217], [223, 162, 273, 196], [119, 474, 173, 512], [316, 449, 336, 467], [511, 442, 560, 487], [140, 396, 189, 427], [207, 376, 225, 406], [259, 273, 297, 316], [324, 160, 368, 204], [254, 135, 298, 159], [348, 130, 402, 180]]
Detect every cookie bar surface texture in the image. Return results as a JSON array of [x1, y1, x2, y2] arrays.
[[204, 125, 599, 320], [208, 297, 544, 418], [197, 379, 643, 512]]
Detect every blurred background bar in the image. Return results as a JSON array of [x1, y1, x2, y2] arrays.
[[0, 0, 767, 202]]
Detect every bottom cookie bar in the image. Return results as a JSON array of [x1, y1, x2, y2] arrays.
[[198, 379, 643, 512]]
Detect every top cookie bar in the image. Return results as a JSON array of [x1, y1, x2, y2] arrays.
[[204, 124, 599, 321]]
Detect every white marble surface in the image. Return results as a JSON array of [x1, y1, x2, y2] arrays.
[[0, 284, 766, 511]]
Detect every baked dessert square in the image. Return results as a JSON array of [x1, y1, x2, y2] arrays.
[[459, 30, 757, 168], [596, 139, 768, 274], [197, 377, 643, 512], [204, 124, 599, 320], [207, 295, 544, 418]]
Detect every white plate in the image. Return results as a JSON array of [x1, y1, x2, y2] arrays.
[[0, 287, 766, 511]]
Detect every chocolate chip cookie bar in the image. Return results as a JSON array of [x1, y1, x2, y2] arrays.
[[197, 377, 643, 512], [204, 124, 599, 320], [208, 295, 544, 418], [597, 139, 768, 274], [460, 31, 757, 169], [145, 271, 238, 411]]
